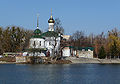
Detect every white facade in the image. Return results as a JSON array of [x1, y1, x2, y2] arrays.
[[63, 46, 94, 58], [29, 38, 45, 48], [62, 47, 70, 57], [48, 23, 54, 31], [77, 51, 93, 58], [29, 37, 61, 56]]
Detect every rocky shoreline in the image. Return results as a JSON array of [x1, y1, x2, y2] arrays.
[[66, 57, 120, 64], [1, 57, 120, 64]]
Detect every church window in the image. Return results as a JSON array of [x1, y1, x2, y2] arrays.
[[39, 41, 41, 46], [49, 41, 51, 45], [33, 41, 36, 47], [44, 41, 45, 46]]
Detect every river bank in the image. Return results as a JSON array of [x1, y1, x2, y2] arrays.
[[66, 57, 120, 64], [1, 57, 120, 64]]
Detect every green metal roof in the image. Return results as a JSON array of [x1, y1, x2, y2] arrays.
[[34, 29, 41, 34], [40, 31, 58, 37], [31, 35, 43, 38], [31, 29, 58, 38], [69, 46, 94, 51]]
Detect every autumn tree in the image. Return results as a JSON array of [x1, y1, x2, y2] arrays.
[[94, 32, 106, 58], [107, 28, 120, 58]]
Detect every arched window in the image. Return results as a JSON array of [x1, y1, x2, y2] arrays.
[[49, 41, 51, 45], [44, 41, 45, 46], [33, 41, 36, 48], [39, 41, 41, 46]]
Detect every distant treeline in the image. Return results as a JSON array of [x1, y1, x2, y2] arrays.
[[0, 26, 33, 54], [0, 26, 120, 59], [70, 28, 120, 59]]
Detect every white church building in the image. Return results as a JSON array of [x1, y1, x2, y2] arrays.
[[27, 12, 94, 58], [28, 13, 61, 57]]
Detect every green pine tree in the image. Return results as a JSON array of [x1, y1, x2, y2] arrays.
[[98, 46, 106, 59]]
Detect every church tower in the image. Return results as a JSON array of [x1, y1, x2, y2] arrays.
[[37, 14, 39, 29], [33, 14, 41, 35], [48, 9, 55, 31]]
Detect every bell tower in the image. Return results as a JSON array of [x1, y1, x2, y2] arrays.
[[48, 9, 55, 31], [37, 14, 39, 29]]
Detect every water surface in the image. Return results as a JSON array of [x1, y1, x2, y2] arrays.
[[0, 64, 120, 84]]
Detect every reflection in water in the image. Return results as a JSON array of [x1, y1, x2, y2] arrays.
[[0, 64, 120, 84]]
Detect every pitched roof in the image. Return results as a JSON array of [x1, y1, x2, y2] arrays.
[[31, 30, 59, 38], [31, 35, 43, 38], [69, 46, 94, 51], [40, 31, 58, 37]]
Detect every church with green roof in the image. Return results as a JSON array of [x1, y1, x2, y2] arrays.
[[29, 13, 61, 56], [27, 11, 94, 58]]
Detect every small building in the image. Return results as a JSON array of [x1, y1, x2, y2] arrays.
[[62, 46, 94, 58], [62, 47, 71, 57], [70, 46, 94, 58], [61, 35, 70, 41]]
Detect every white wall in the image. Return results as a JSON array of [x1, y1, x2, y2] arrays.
[[29, 38, 45, 48], [45, 37, 60, 56], [62, 47, 70, 57], [48, 23, 54, 31], [29, 37, 61, 56], [77, 51, 93, 58]]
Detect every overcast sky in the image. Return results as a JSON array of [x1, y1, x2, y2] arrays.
[[0, 0, 120, 35]]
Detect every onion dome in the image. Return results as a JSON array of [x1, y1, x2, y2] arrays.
[[34, 29, 41, 35], [48, 16, 55, 23]]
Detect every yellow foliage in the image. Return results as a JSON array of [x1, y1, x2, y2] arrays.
[[108, 34, 120, 51]]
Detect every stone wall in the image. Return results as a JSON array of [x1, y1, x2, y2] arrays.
[[77, 51, 93, 58], [16, 56, 27, 63]]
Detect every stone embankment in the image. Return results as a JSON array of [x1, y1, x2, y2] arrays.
[[66, 57, 120, 64], [1, 56, 120, 64]]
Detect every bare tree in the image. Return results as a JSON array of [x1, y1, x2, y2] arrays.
[[54, 18, 64, 34]]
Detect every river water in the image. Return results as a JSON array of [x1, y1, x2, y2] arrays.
[[0, 64, 120, 84]]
